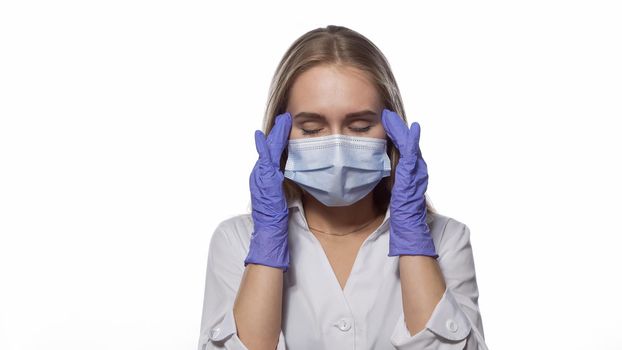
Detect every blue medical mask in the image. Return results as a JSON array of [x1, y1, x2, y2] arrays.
[[284, 134, 391, 207]]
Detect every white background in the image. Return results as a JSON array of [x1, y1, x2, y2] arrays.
[[1, 1, 621, 349]]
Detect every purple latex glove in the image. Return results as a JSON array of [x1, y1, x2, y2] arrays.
[[243, 112, 292, 272], [381, 109, 439, 259]]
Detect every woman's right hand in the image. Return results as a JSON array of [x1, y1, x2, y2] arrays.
[[243, 112, 293, 272]]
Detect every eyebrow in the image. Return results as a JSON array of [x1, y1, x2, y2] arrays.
[[293, 109, 378, 120]]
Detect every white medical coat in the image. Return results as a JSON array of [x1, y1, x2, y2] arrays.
[[198, 196, 489, 349]]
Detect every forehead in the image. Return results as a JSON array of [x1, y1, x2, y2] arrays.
[[287, 64, 381, 115]]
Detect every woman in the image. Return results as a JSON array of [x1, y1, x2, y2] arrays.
[[198, 25, 489, 350]]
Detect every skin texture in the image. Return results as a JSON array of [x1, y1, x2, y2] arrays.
[[234, 264, 284, 350], [233, 64, 445, 349]]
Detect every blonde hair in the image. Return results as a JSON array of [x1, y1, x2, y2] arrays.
[[260, 25, 437, 216]]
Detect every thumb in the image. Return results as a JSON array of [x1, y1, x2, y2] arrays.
[[381, 108, 408, 153], [266, 112, 292, 166], [254, 130, 271, 164], [407, 122, 421, 156]]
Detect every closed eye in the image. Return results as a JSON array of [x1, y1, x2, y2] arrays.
[[350, 126, 371, 133], [301, 128, 322, 135], [300, 125, 372, 135]]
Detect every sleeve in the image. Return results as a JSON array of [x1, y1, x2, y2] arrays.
[[197, 219, 287, 350], [390, 218, 489, 350]]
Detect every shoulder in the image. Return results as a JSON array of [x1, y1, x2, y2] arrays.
[[427, 212, 472, 252], [209, 213, 254, 255], [206, 213, 254, 277]]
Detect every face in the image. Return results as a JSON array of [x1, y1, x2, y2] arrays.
[[286, 64, 386, 141]]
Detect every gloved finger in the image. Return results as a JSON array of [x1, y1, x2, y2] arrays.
[[266, 112, 292, 166], [254, 130, 271, 165], [381, 108, 409, 153], [407, 121, 421, 156]]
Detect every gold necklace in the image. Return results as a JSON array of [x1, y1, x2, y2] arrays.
[[308, 214, 381, 236]]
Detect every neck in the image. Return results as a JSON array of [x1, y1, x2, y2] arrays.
[[302, 191, 382, 237]]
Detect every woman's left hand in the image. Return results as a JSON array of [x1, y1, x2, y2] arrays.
[[381, 108, 439, 259]]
